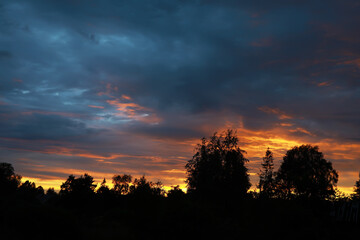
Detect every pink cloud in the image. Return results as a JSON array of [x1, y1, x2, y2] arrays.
[[317, 81, 332, 87], [13, 78, 23, 83], [106, 98, 161, 124], [258, 106, 293, 120], [88, 105, 105, 109]]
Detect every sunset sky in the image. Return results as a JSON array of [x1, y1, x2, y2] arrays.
[[1, 0, 359, 193]]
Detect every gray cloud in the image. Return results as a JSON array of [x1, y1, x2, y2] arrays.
[[0, 0, 359, 189]]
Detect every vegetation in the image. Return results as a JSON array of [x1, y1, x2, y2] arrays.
[[0, 130, 359, 239], [0, 162, 21, 194], [185, 130, 250, 198], [275, 145, 338, 200], [354, 173, 360, 199], [258, 148, 275, 198]]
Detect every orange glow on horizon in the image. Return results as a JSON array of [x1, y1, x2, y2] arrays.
[[20, 174, 354, 195], [7, 119, 360, 197]]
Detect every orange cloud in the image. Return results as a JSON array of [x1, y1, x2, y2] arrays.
[[212, 120, 360, 194], [88, 105, 105, 109], [106, 99, 161, 124], [280, 123, 293, 127], [97, 83, 118, 97], [289, 127, 315, 136], [317, 81, 332, 87], [121, 94, 132, 100], [338, 58, 360, 68], [7, 114, 360, 195], [39, 146, 135, 160], [258, 106, 293, 120]]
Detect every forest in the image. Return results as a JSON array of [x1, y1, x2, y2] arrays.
[[1, 130, 360, 239]]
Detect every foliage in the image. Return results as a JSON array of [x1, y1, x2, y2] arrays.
[[97, 178, 111, 195], [18, 180, 44, 200], [129, 175, 165, 197], [167, 185, 186, 200], [44, 187, 58, 203], [60, 174, 97, 203], [353, 173, 360, 199], [258, 148, 275, 198], [112, 174, 132, 195], [275, 144, 338, 200], [0, 162, 22, 195], [1, 141, 359, 239], [185, 129, 251, 198]]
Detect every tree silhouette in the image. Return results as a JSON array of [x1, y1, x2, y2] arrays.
[[60, 174, 97, 204], [46, 187, 57, 196], [112, 174, 132, 195], [258, 148, 275, 198], [97, 178, 110, 195], [353, 173, 360, 199], [185, 129, 251, 198], [18, 180, 44, 200], [45, 187, 58, 203], [129, 175, 164, 197], [0, 162, 22, 195], [275, 145, 338, 200], [167, 185, 185, 200]]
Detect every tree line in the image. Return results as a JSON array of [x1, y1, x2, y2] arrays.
[[1, 129, 360, 202], [186, 130, 358, 201], [1, 129, 360, 239]]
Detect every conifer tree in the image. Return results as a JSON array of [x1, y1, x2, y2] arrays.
[[354, 173, 360, 199], [258, 148, 275, 198]]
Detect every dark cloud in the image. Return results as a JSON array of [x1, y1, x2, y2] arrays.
[[0, 50, 11, 58], [0, 0, 359, 190], [0, 112, 98, 140]]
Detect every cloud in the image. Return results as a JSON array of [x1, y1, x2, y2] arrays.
[[0, 50, 12, 58], [0, 112, 98, 140], [258, 106, 293, 120], [88, 105, 104, 109], [0, 0, 359, 192]]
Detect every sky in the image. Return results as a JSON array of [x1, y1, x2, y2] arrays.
[[0, 0, 359, 193]]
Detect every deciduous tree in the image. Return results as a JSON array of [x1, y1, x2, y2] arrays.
[[185, 129, 251, 198], [0, 162, 22, 195], [60, 173, 97, 203], [112, 174, 132, 195], [275, 145, 338, 200], [353, 173, 360, 199]]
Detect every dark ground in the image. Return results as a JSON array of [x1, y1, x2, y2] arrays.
[[1, 194, 358, 240]]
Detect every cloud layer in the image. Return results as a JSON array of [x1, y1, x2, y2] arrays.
[[1, 0, 359, 192]]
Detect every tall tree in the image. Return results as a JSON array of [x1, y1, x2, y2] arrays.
[[275, 145, 338, 200], [167, 185, 185, 200], [129, 175, 164, 197], [354, 173, 360, 199], [258, 148, 275, 198], [185, 129, 251, 198], [97, 178, 110, 195], [60, 173, 97, 202], [112, 174, 132, 195], [0, 162, 22, 195]]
